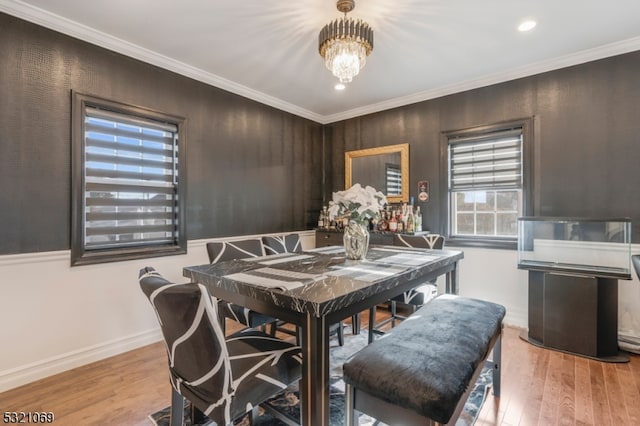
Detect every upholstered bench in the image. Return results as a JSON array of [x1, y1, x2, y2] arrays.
[[343, 295, 506, 426]]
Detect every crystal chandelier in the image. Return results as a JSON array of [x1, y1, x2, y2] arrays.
[[318, 0, 373, 84]]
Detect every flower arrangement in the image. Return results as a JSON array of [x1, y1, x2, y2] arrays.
[[328, 184, 387, 224]]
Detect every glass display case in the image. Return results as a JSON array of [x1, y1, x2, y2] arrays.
[[517, 217, 632, 279]]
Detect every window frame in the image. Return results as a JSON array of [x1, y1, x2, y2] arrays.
[[439, 118, 533, 250], [71, 92, 187, 266]]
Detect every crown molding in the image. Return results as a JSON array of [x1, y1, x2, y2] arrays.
[[2, 0, 639, 125], [322, 36, 640, 123], [0, 0, 325, 123]]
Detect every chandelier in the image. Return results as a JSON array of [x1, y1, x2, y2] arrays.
[[318, 0, 373, 84]]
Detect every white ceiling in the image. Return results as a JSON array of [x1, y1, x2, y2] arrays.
[[3, 0, 640, 123]]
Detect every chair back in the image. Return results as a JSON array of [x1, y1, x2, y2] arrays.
[[138, 267, 234, 423], [206, 239, 265, 263], [262, 234, 302, 255], [632, 255, 640, 280], [394, 233, 445, 250]]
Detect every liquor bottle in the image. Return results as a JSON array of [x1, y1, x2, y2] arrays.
[[378, 210, 388, 232], [402, 203, 408, 230], [415, 206, 422, 231], [389, 214, 398, 232], [322, 206, 329, 229], [406, 205, 415, 233]]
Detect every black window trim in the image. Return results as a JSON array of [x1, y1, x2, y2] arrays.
[[439, 117, 533, 250], [71, 91, 187, 266]]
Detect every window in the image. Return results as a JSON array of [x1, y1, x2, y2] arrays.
[[71, 93, 186, 265], [443, 119, 532, 248]]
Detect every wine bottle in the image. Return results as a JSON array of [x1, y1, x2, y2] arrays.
[[406, 205, 415, 233]]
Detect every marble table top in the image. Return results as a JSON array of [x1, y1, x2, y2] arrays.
[[183, 245, 463, 318]]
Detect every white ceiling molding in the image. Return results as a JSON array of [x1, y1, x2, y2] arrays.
[[0, 0, 325, 123], [323, 36, 640, 124]]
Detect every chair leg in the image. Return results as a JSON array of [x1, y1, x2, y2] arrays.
[[390, 300, 398, 328], [169, 388, 184, 426], [269, 321, 278, 336], [191, 404, 206, 425], [217, 307, 226, 336], [352, 313, 361, 335], [337, 321, 344, 346], [248, 405, 260, 425], [368, 306, 376, 344]]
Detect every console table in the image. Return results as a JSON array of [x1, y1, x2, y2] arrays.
[[315, 229, 428, 247]]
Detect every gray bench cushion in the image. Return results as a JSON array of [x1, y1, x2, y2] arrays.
[[343, 295, 505, 424]]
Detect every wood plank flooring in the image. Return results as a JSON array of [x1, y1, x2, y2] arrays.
[[2, 311, 640, 426]]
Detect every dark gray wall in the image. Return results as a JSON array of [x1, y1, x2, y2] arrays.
[[0, 13, 323, 255], [2, 11, 640, 256], [326, 52, 640, 242]]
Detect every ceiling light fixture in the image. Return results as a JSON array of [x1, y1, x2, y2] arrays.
[[319, 0, 373, 84], [518, 20, 537, 32]]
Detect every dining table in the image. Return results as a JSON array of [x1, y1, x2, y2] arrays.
[[183, 244, 464, 426]]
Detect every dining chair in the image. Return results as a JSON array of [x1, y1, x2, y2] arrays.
[[138, 267, 302, 426], [370, 234, 445, 341], [206, 240, 279, 335], [262, 234, 302, 254], [261, 233, 350, 345]]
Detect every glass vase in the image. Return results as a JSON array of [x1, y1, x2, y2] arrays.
[[343, 220, 370, 260]]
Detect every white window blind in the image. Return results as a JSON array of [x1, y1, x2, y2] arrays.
[[386, 164, 402, 195], [449, 128, 523, 191], [83, 107, 179, 250]]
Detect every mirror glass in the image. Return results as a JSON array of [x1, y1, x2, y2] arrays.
[[345, 143, 409, 203]]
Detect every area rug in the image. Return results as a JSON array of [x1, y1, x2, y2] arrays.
[[149, 330, 493, 426]]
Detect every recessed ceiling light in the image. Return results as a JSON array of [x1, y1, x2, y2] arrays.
[[518, 20, 537, 32], [334, 83, 346, 91]]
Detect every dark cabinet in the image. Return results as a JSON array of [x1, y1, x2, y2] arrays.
[[525, 271, 623, 362], [315, 230, 344, 247], [315, 229, 420, 247]]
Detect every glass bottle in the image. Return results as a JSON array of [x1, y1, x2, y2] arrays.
[[415, 206, 422, 231], [406, 205, 415, 233], [322, 206, 329, 229], [389, 214, 398, 232]]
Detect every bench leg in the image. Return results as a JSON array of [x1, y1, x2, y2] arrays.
[[492, 334, 502, 397]]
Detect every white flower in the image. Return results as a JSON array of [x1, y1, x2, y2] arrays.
[[328, 184, 387, 223]]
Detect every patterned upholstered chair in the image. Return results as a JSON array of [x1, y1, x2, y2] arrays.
[[139, 267, 301, 426], [261, 234, 302, 255], [206, 239, 279, 335], [370, 234, 445, 341]]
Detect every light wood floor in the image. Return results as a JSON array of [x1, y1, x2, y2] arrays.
[[2, 311, 640, 426]]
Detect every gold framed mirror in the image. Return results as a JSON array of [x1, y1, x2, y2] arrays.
[[345, 143, 409, 203]]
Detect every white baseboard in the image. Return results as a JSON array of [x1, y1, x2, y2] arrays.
[[503, 306, 527, 329], [0, 328, 163, 393]]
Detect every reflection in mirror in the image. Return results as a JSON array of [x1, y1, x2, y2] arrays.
[[345, 143, 409, 203]]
